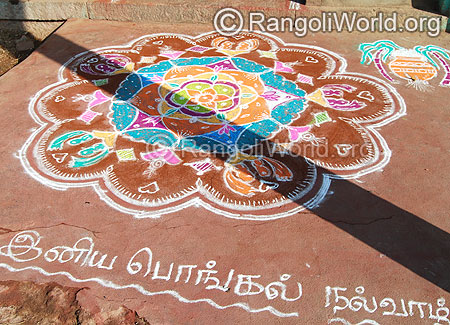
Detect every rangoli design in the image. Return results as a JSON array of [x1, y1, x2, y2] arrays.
[[22, 32, 405, 220], [359, 40, 450, 91]]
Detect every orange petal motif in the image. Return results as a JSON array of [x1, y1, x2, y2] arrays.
[[225, 170, 255, 196], [186, 89, 200, 97], [224, 70, 265, 94], [219, 41, 233, 50], [202, 88, 217, 97], [215, 94, 229, 101], [223, 158, 293, 197], [203, 101, 216, 109], [236, 39, 259, 51], [224, 164, 257, 196], [197, 94, 214, 103]]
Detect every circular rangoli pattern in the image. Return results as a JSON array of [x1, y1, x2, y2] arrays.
[[22, 31, 405, 219]]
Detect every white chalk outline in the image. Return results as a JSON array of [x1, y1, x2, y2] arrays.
[[0, 262, 299, 318]]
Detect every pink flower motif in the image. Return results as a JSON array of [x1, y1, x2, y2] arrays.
[[142, 116, 162, 126], [217, 124, 237, 136], [141, 149, 181, 165], [261, 91, 280, 101]]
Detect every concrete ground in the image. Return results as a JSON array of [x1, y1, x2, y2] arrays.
[[0, 7, 449, 325], [0, 0, 414, 21]]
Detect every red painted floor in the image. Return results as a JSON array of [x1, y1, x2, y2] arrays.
[[0, 19, 449, 324]]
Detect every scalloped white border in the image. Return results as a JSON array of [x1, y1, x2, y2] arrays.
[[18, 31, 406, 221]]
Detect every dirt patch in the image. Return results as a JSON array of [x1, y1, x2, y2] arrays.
[[0, 29, 23, 76], [0, 20, 63, 76], [0, 280, 150, 324]]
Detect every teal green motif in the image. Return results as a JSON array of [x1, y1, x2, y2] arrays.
[[49, 131, 88, 150], [71, 143, 109, 168]]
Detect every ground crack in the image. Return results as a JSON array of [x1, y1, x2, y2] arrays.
[[330, 215, 394, 226], [0, 223, 100, 238], [232, 221, 276, 228]]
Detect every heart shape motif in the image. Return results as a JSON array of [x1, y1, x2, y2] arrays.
[[52, 153, 68, 163], [305, 56, 319, 63], [357, 90, 375, 102], [334, 144, 353, 157], [138, 181, 160, 194]]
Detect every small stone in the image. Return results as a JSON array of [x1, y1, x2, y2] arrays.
[[15, 35, 34, 52]]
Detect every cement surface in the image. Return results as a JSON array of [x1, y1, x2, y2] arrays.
[[0, 19, 449, 324], [0, 0, 424, 21]]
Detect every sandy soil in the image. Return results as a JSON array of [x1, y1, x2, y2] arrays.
[[0, 20, 63, 76], [0, 29, 23, 76], [0, 280, 150, 324]]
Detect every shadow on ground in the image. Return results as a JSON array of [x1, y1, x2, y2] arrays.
[[0, 20, 63, 76], [412, 0, 450, 31], [412, 0, 441, 14], [0, 0, 64, 76], [0, 26, 31, 76]]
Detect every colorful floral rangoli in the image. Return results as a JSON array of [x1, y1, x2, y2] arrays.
[[22, 32, 405, 219]]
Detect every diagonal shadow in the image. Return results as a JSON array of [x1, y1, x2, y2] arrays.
[[412, 0, 450, 31], [412, 0, 441, 14], [15, 32, 450, 293], [0, 1, 65, 76]]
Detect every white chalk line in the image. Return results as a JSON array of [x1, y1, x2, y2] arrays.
[[0, 263, 298, 318], [328, 317, 380, 325]]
